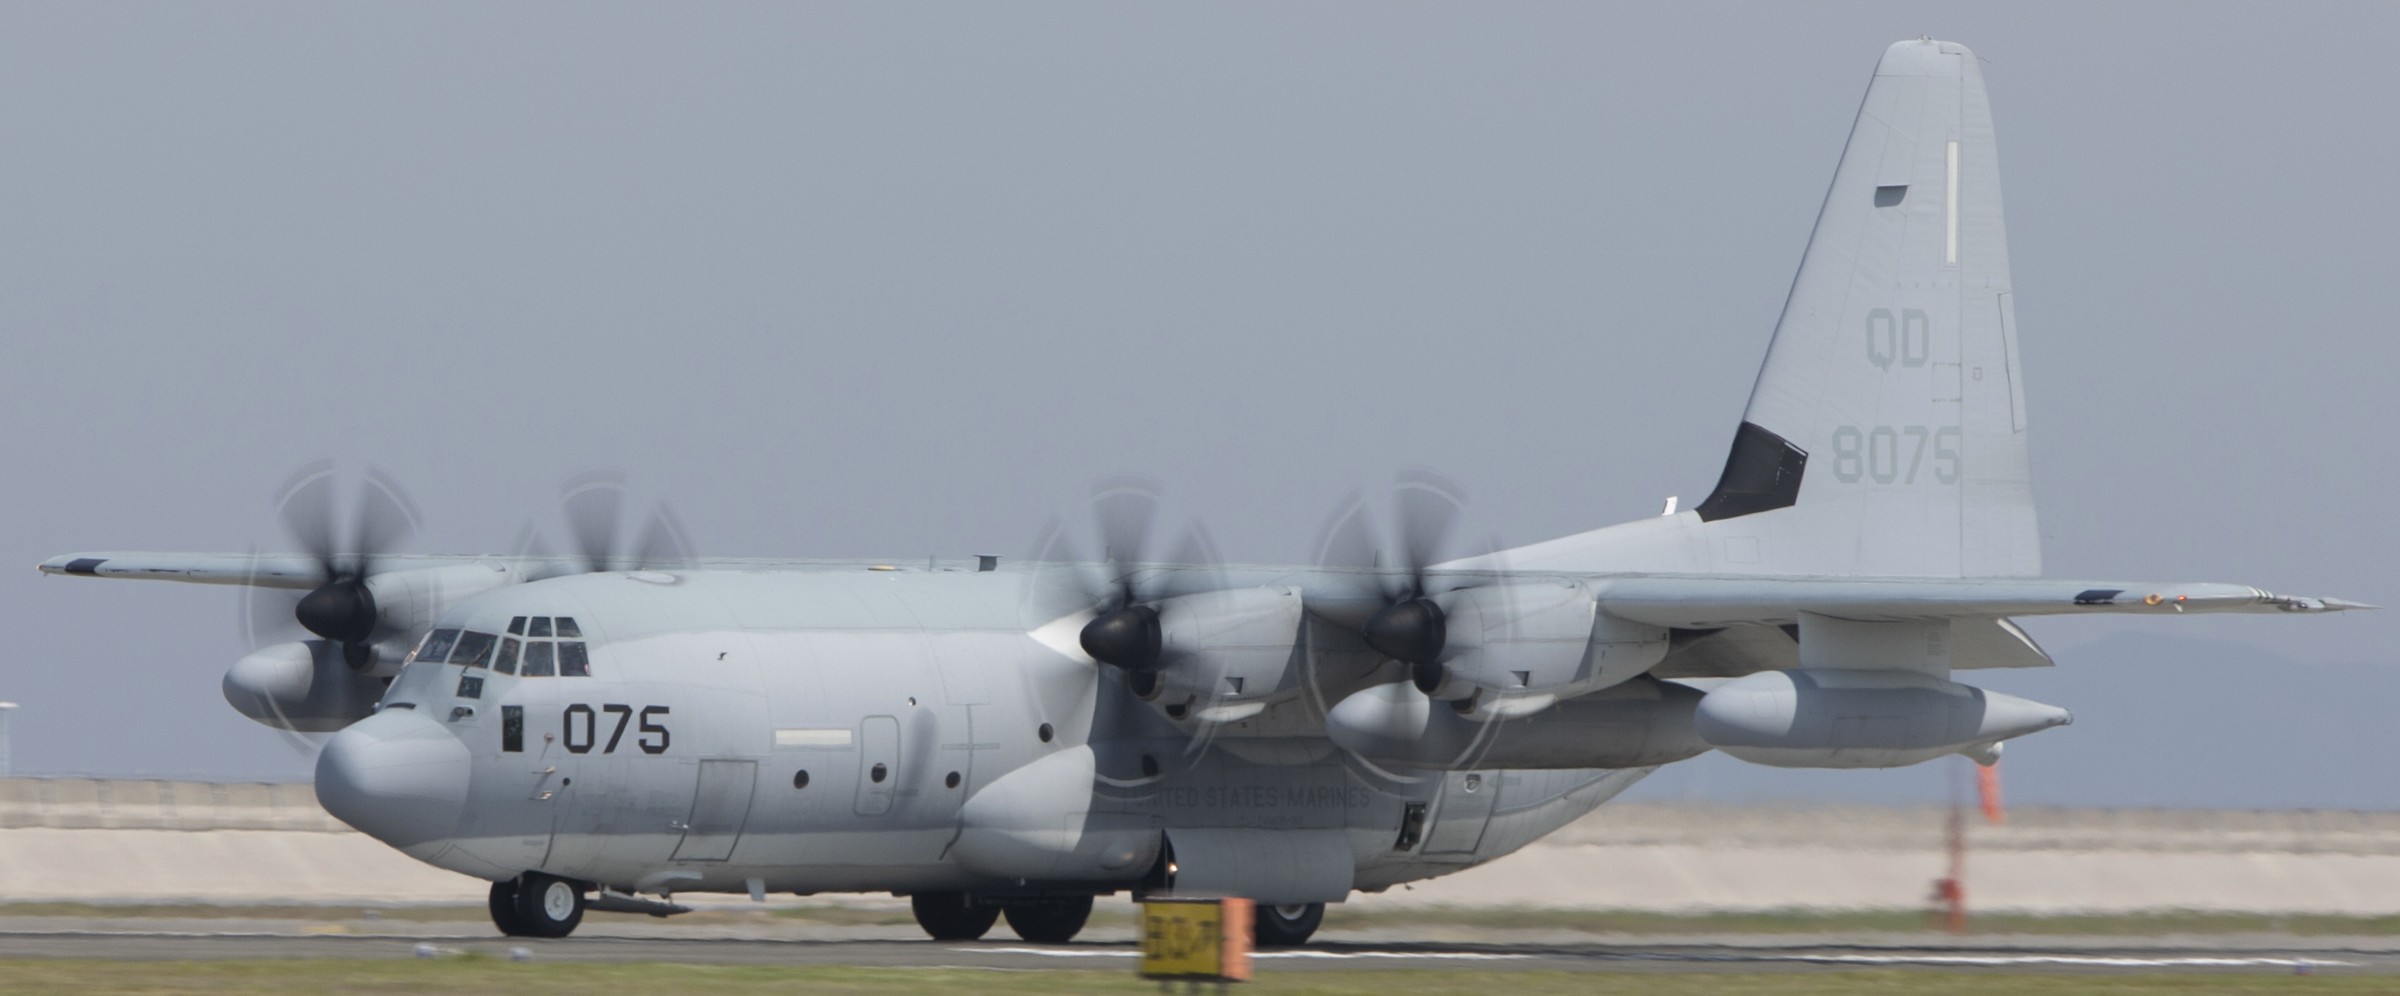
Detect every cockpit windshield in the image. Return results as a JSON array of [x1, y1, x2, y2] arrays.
[[452, 631, 496, 668], [504, 617, 589, 677], [522, 641, 555, 677], [398, 616, 591, 681], [410, 628, 460, 665]]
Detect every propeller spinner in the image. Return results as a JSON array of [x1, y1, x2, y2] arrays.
[[1354, 471, 1479, 696], [1072, 478, 1170, 675]]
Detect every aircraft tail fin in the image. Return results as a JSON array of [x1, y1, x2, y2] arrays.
[[1480, 39, 2039, 578]]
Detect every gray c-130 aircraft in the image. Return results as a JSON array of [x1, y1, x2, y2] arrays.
[[39, 39, 2367, 947]]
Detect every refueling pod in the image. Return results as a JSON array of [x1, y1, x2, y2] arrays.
[[1694, 669, 2071, 769]]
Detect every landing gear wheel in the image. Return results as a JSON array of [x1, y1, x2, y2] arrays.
[[911, 892, 1000, 941], [1253, 902, 1324, 947], [1002, 895, 1094, 944], [487, 879, 533, 937], [510, 872, 586, 939]]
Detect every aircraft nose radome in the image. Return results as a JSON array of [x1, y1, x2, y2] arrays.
[[315, 708, 471, 849]]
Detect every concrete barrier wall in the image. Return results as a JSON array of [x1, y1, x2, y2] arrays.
[[5, 779, 2397, 913], [0, 777, 344, 832], [1389, 803, 2400, 915]]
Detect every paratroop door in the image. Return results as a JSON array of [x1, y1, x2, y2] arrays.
[[1420, 771, 1500, 856], [671, 759, 758, 862], [854, 715, 900, 816]]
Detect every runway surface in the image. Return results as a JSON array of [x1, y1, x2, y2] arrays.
[[2, 917, 2394, 975]]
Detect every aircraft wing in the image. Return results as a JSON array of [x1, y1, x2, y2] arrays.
[[1592, 576, 2370, 629], [35, 550, 903, 588], [35, 551, 571, 588], [39, 551, 344, 589]]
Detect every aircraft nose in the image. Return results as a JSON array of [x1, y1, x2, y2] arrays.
[[316, 707, 471, 849]]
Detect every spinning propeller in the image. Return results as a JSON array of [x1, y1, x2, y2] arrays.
[[245, 461, 424, 670], [1035, 479, 1231, 710], [1320, 471, 1493, 695], [1360, 472, 1473, 694], [1072, 477, 1168, 674], [508, 470, 698, 580], [557, 471, 696, 575]]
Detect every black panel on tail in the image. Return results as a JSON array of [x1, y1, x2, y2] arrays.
[[1693, 422, 1807, 523]]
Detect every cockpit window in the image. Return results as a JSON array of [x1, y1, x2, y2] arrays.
[[494, 617, 592, 678], [558, 641, 590, 677], [453, 631, 497, 669], [412, 628, 461, 665], [521, 640, 556, 677]]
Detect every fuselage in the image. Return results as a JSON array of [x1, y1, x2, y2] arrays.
[[314, 564, 1648, 902]]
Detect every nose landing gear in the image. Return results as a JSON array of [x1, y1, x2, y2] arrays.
[[488, 872, 587, 938]]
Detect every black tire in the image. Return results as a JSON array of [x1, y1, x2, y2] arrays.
[[510, 872, 586, 939], [1002, 895, 1094, 945], [1253, 902, 1324, 947], [911, 892, 1000, 941], [488, 879, 535, 937]]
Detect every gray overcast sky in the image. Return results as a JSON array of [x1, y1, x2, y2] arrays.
[[4, 3, 2392, 808]]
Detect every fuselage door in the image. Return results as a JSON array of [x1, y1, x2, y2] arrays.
[[1420, 771, 1502, 856], [855, 715, 900, 816], [670, 758, 758, 862]]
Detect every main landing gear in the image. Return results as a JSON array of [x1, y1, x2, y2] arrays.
[[910, 892, 1094, 944], [1252, 901, 1324, 947], [489, 872, 586, 938], [909, 894, 1322, 946], [909, 891, 1000, 940], [1001, 895, 1094, 944]]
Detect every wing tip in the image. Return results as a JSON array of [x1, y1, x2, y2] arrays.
[[38, 555, 107, 577], [2260, 592, 2376, 613]]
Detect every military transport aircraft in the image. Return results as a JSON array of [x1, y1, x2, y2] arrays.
[[39, 39, 2364, 948]]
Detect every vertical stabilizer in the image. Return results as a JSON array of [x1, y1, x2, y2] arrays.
[[1480, 39, 2039, 578]]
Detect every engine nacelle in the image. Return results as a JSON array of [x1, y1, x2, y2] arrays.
[[1131, 587, 1306, 721], [354, 563, 518, 675], [1695, 669, 2071, 769], [223, 640, 386, 732], [1417, 582, 1667, 703], [1326, 675, 1709, 770]]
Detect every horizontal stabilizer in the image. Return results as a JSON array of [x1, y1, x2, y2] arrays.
[[1594, 576, 2369, 629]]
